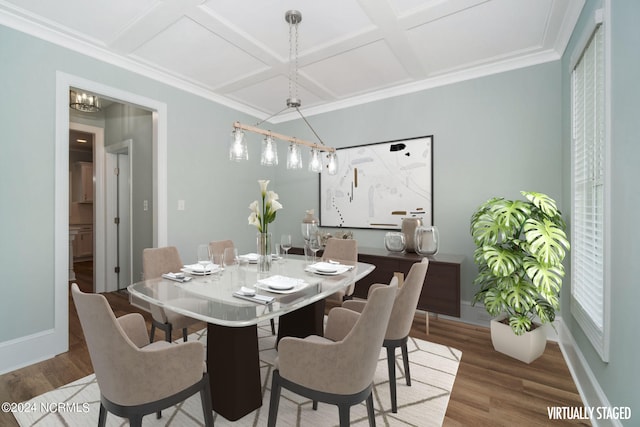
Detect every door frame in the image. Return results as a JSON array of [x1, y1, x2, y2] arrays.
[[54, 72, 167, 356], [105, 139, 133, 292]]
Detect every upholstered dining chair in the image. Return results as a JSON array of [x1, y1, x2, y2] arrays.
[[71, 284, 214, 427], [208, 239, 234, 264], [268, 283, 397, 427], [343, 258, 429, 413], [321, 238, 358, 303], [143, 246, 201, 342]]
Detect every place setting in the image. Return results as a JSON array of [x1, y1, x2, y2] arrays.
[[305, 261, 354, 276]]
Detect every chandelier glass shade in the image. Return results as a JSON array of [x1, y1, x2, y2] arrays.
[[228, 10, 337, 175], [229, 128, 248, 161]]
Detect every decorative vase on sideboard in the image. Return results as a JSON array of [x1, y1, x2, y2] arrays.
[[401, 218, 422, 253]]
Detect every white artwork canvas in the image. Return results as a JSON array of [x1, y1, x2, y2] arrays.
[[320, 136, 433, 229]]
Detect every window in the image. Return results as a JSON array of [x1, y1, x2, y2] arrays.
[[570, 11, 609, 362]]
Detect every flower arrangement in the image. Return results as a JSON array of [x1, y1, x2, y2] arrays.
[[248, 180, 283, 234]]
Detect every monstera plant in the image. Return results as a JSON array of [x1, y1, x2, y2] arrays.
[[470, 191, 570, 337]]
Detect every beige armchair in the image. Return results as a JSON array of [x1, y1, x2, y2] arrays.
[[321, 238, 358, 303], [142, 246, 201, 342], [343, 258, 429, 413], [268, 283, 397, 427], [71, 283, 213, 427]]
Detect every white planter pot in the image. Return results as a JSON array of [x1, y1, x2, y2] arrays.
[[490, 318, 547, 364]]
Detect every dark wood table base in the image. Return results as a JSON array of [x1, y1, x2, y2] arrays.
[[207, 323, 262, 421], [206, 299, 326, 421]]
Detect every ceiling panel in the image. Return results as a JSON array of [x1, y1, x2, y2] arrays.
[[302, 40, 411, 98], [406, 0, 554, 74], [132, 17, 269, 88], [7, 0, 159, 42], [0, 0, 584, 119]]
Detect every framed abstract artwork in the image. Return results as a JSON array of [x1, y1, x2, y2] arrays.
[[319, 135, 433, 230]]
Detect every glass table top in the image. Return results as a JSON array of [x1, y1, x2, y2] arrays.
[[127, 256, 374, 327]]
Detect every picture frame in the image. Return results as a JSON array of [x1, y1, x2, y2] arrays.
[[319, 135, 433, 230]]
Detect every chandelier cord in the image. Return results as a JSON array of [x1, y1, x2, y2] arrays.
[[296, 107, 326, 146]]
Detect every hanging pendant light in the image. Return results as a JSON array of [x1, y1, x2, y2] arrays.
[[229, 10, 338, 175], [229, 128, 248, 161], [287, 142, 302, 169], [308, 148, 322, 173], [260, 134, 278, 166]]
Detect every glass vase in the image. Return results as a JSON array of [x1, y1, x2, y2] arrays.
[[401, 218, 422, 253], [415, 225, 439, 256], [257, 232, 272, 273]]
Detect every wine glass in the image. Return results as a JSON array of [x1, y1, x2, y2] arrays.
[[223, 247, 239, 272], [308, 234, 322, 264], [280, 234, 292, 261], [197, 244, 211, 274]]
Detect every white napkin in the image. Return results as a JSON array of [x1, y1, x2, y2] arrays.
[[240, 253, 259, 262]]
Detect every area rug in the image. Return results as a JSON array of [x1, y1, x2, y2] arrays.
[[13, 323, 461, 426]]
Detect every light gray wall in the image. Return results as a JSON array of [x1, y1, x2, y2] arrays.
[[0, 24, 264, 342], [561, 0, 640, 416], [274, 61, 563, 305]]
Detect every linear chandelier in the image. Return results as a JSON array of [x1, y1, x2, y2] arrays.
[[229, 10, 338, 175]]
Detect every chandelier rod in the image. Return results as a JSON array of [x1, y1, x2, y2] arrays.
[[233, 121, 335, 153]]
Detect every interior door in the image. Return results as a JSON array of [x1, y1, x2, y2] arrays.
[[116, 152, 131, 290]]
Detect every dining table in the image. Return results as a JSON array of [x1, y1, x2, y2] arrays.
[[127, 255, 375, 421]]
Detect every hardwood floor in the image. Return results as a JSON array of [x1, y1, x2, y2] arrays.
[[0, 262, 589, 426]]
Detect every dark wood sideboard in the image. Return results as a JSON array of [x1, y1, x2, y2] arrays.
[[291, 246, 463, 318]]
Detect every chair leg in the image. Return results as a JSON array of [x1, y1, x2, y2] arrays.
[[200, 373, 214, 427], [165, 323, 173, 342], [313, 400, 318, 410], [401, 342, 411, 386], [267, 371, 282, 427], [182, 327, 188, 342], [338, 404, 351, 427], [270, 318, 276, 335], [386, 346, 398, 413], [98, 403, 107, 427], [366, 392, 376, 427], [149, 324, 156, 343], [129, 415, 143, 427]]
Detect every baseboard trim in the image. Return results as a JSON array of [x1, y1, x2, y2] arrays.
[[0, 329, 64, 375], [558, 321, 621, 427]]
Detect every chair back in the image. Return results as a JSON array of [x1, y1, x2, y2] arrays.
[[335, 283, 397, 394], [322, 238, 358, 296], [209, 239, 235, 264], [71, 283, 146, 404], [386, 258, 429, 340], [142, 246, 184, 323], [142, 246, 183, 279], [322, 238, 357, 264]]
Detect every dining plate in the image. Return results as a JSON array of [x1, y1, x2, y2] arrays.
[[256, 275, 307, 294]]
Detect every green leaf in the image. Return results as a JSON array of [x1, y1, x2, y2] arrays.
[[521, 191, 559, 217], [508, 314, 532, 335], [483, 288, 506, 316], [483, 246, 521, 277], [524, 218, 570, 265], [471, 211, 504, 246], [524, 258, 564, 297], [490, 199, 530, 235]]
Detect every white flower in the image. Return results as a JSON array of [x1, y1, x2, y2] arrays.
[[258, 179, 270, 196], [249, 179, 283, 233]]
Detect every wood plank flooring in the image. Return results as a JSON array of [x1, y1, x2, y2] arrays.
[[0, 261, 589, 426]]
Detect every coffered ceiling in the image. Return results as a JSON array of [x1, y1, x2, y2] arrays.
[[1, 0, 584, 122]]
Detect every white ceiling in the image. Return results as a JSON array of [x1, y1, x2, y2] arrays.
[[1, 0, 584, 122]]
